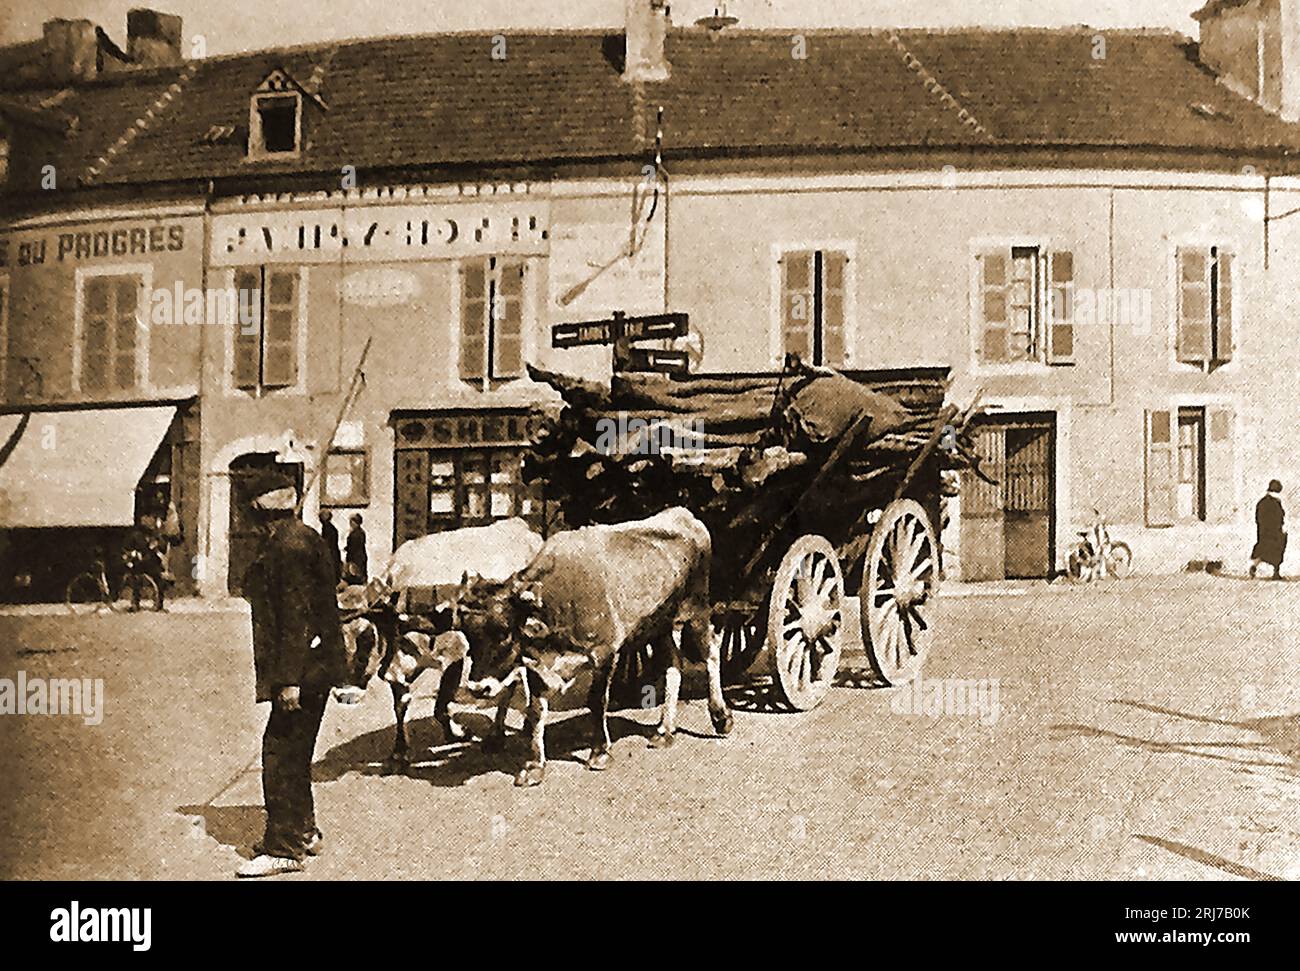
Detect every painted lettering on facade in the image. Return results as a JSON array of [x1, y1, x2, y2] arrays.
[[211, 201, 550, 265], [0, 223, 186, 268]]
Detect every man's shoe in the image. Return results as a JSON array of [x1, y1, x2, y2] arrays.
[[235, 854, 305, 878], [252, 832, 321, 858]]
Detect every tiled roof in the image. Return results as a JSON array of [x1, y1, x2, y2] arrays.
[[3, 27, 1300, 196]]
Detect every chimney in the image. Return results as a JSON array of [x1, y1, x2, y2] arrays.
[[127, 9, 184, 67], [623, 0, 670, 83], [1194, 0, 1300, 120], [43, 19, 99, 84]]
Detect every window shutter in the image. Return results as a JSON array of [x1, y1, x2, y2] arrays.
[[1145, 409, 1176, 527], [1047, 250, 1074, 365], [1214, 249, 1233, 363], [978, 251, 1010, 363], [1207, 408, 1236, 524], [113, 276, 138, 389], [1177, 248, 1211, 364], [492, 260, 525, 379], [233, 268, 262, 390], [781, 251, 813, 362], [460, 261, 488, 382], [81, 277, 111, 392], [822, 251, 847, 366], [262, 268, 299, 388]]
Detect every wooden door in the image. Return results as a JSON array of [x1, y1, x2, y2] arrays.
[[960, 425, 1005, 581], [1003, 424, 1053, 579]]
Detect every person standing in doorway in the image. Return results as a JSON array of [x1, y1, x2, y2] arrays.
[[318, 509, 342, 586], [344, 513, 368, 584], [1250, 480, 1286, 580], [237, 476, 347, 878]]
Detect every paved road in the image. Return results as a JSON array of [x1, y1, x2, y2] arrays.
[[1, 575, 1297, 880]]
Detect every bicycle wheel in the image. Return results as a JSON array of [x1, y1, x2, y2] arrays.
[[116, 574, 161, 613], [1106, 543, 1132, 579], [66, 573, 111, 615]]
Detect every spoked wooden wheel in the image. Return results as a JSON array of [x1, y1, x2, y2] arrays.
[[767, 535, 844, 711], [861, 499, 938, 686], [712, 614, 765, 683]]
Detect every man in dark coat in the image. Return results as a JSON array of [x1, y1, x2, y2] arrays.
[[236, 477, 348, 878], [1250, 480, 1286, 580], [318, 509, 343, 585], [344, 513, 368, 584]]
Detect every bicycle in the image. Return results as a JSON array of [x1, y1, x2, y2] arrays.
[[65, 554, 161, 615], [1066, 509, 1132, 582]]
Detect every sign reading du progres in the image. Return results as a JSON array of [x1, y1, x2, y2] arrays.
[[211, 200, 550, 266]]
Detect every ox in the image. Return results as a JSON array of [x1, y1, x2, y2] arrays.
[[456, 507, 734, 787], [334, 519, 543, 768]]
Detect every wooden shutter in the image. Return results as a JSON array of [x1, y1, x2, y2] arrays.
[[1177, 248, 1211, 364], [978, 251, 1010, 363], [394, 450, 431, 546], [112, 276, 138, 389], [822, 251, 847, 366], [1145, 409, 1176, 527], [1214, 249, 1233, 363], [460, 261, 488, 381], [492, 260, 525, 379], [1207, 407, 1236, 523], [81, 277, 111, 391], [262, 268, 299, 388], [1047, 250, 1074, 365], [781, 251, 813, 362], [233, 268, 262, 390]]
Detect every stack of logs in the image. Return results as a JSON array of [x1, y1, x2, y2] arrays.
[[524, 361, 988, 598]]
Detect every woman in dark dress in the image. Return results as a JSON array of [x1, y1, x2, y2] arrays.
[[1250, 480, 1286, 579]]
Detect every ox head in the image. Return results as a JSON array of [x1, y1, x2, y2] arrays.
[[455, 574, 591, 699], [332, 586, 453, 704]]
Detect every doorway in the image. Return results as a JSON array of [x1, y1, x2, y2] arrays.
[[960, 414, 1057, 580]]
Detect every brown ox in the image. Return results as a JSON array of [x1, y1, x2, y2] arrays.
[[456, 507, 733, 787]]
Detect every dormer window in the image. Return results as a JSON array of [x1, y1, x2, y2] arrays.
[[249, 91, 301, 158], [246, 69, 316, 160]]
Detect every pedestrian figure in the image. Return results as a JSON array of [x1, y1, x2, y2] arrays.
[[122, 511, 166, 611], [1250, 479, 1286, 580], [344, 513, 368, 584], [236, 476, 347, 878], [319, 509, 342, 585]]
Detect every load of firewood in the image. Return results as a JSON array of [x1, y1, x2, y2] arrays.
[[524, 361, 988, 537]]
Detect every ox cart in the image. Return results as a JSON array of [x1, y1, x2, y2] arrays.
[[524, 360, 985, 712]]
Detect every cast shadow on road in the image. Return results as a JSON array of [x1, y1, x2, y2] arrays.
[[1051, 701, 1300, 778], [175, 804, 265, 860], [312, 709, 661, 788], [1051, 701, 1298, 879]]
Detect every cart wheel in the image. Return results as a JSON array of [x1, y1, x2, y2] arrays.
[[712, 615, 764, 683], [861, 499, 938, 686], [767, 535, 844, 711]]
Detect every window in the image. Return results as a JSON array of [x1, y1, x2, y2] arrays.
[[321, 449, 369, 507], [78, 273, 143, 392], [460, 257, 525, 385], [249, 92, 301, 158], [232, 266, 301, 392], [395, 448, 540, 545], [1176, 246, 1233, 368], [1144, 405, 1236, 526], [780, 250, 847, 366], [976, 246, 1074, 365]]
